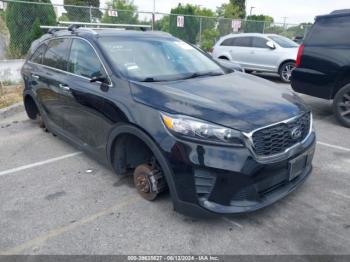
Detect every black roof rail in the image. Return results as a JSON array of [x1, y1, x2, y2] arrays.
[[68, 24, 81, 32], [47, 28, 60, 34], [330, 9, 350, 15], [317, 9, 350, 20]]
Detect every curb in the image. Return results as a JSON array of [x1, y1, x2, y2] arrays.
[[0, 102, 24, 119]]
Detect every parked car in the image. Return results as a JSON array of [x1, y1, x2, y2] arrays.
[[22, 26, 315, 217], [212, 33, 299, 83], [293, 36, 304, 44], [191, 43, 244, 72], [292, 9, 350, 128], [214, 57, 245, 72]]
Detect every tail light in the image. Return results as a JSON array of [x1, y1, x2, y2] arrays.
[[296, 44, 304, 67]]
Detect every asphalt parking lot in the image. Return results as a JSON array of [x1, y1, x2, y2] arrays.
[[0, 76, 349, 255]]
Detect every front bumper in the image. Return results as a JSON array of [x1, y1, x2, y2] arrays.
[[165, 132, 316, 217]]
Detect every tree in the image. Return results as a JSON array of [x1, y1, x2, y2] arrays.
[[230, 0, 246, 19], [101, 0, 138, 25], [200, 28, 219, 51], [216, 3, 241, 36], [194, 7, 218, 50], [169, 4, 199, 44], [5, 0, 56, 58], [286, 23, 313, 38], [154, 15, 169, 32], [58, 13, 70, 22], [64, 0, 102, 22], [216, 3, 241, 18], [245, 14, 274, 33]]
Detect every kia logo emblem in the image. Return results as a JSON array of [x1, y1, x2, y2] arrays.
[[291, 127, 302, 140]]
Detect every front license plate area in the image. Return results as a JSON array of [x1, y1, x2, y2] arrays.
[[289, 153, 308, 181]]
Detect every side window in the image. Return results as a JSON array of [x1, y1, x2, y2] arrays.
[[252, 37, 268, 48], [220, 38, 234, 46], [43, 38, 71, 70], [232, 37, 252, 47], [68, 39, 105, 79], [30, 44, 47, 64]]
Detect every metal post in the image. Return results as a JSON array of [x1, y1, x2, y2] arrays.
[[152, 0, 155, 31], [199, 17, 202, 47], [262, 21, 265, 33], [89, 5, 92, 23]]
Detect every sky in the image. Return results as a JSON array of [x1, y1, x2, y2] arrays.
[[51, 0, 350, 24]]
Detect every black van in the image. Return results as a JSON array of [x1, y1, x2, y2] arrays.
[[292, 10, 350, 127]]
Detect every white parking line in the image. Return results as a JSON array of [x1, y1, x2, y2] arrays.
[[330, 190, 350, 200], [0, 141, 348, 178], [0, 152, 82, 177], [317, 141, 350, 152], [222, 217, 243, 228]]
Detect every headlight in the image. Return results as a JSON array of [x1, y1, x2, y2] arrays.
[[161, 113, 244, 147]]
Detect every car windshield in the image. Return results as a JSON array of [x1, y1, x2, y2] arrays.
[[98, 36, 224, 82], [268, 35, 299, 48]]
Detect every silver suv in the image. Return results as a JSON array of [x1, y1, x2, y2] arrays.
[[212, 33, 299, 82]]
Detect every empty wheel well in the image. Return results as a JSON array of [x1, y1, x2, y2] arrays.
[[111, 133, 154, 175], [278, 60, 296, 73], [24, 95, 39, 119]]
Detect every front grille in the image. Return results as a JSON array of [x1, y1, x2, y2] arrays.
[[252, 113, 311, 156]]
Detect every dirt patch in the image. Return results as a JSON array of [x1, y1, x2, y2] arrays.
[[0, 85, 23, 109]]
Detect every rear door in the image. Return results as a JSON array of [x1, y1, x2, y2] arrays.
[[228, 36, 253, 69], [22, 43, 48, 106], [36, 38, 71, 129], [214, 37, 234, 59]]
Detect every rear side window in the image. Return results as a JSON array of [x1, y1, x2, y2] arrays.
[[221, 38, 234, 46], [68, 39, 105, 79], [43, 38, 71, 70], [232, 37, 252, 47], [30, 44, 47, 64], [252, 37, 268, 48], [306, 16, 350, 46]]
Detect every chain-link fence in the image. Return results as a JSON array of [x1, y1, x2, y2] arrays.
[[0, 0, 312, 85]]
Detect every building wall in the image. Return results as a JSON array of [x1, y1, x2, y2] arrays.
[[0, 59, 24, 84]]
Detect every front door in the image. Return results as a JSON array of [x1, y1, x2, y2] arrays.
[[62, 38, 113, 156]]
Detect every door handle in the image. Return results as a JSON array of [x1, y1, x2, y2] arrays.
[[59, 84, 70, 91], [31, 74, 39, 79]]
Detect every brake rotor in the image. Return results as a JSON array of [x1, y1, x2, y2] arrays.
[[133, 164, 159, 201]]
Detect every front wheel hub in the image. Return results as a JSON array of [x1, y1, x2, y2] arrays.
[[133, 164, 166, 201]]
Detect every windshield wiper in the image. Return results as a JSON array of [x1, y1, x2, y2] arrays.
[[183, 71, 224, 80], [140, 77, 159, 82]]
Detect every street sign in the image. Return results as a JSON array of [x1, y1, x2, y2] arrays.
[[108, 9, 118, 17], [177, 16, 184, 28], [232, 19, 242, 32]]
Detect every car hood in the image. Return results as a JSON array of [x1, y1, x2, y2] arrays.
[[129, 72, 308, 132]]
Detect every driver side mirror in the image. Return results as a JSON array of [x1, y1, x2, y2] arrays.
[[90, 75, 109, 84], [90, 75, 111, 92], [266, 41, 276, 49]]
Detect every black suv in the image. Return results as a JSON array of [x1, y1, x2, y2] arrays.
[[22, 26, 315, 217], [292, 10, 350, 127]]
